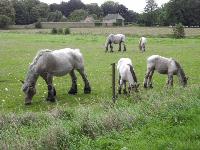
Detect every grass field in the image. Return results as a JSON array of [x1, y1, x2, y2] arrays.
[[0, 28, 200, 149]]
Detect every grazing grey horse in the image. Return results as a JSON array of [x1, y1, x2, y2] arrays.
[[117, 58, 139, 94], [105, 34, 126, 52], [21, 48, 91, 105], [144, 55, 188, 88], [139, 37, 147, 52]]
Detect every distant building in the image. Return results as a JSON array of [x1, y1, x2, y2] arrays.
[[83, 16, 95, 23], [102, 13, 125, 26]]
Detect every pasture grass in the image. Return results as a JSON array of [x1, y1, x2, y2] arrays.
[[0, 31, 200, 149]]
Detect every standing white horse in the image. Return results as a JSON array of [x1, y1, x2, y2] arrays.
[[105, 34, 126, 52], [21, 48, 91, 105], [144, 55, 188, 88], [117, 58, 139, 94], [139, 37, 147, 52]]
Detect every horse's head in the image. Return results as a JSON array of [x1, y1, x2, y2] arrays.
[[129, 83, 140, 93], [21, 80, 36, 105], [181, 76, 188, 87]]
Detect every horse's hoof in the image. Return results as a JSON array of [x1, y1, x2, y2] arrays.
[[123, 89, 127, 94], [118, 90, 121, 94], [68, 89, 77, 95], [25, 102, 32, 105], [46, 97, 56, 102], [84, 87, 91, 94], [149, 84, 153, 88]]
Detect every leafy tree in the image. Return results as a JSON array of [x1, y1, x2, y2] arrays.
[[157, 5, 169, 26], [166, 0, 200, 26], [47, 10, 62, 22], [59, 0, 85, 17], [127, 10, 139, 23], [12, 0, 49, 25], [144, 0, 158, 13], [49, 3, 61, 12], [0, 15, 11, 28], [0, 0, 15, 24], [68, 9, 88, 22], [101, 1, 119, 16], [34, 3, 49, 18], [85, 3, 103, 18], [143, 0, 158, 26]]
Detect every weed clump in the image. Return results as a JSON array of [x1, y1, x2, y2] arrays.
[[51, 28, 57, 34], [173, 23, 185, 38]]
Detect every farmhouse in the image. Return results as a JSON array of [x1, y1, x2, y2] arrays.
[[103, 13, 125, 26]]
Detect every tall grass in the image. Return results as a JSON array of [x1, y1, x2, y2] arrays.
[[0, 86, 199, 149]]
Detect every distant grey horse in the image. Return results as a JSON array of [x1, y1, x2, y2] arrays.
[[117, 58, 139, 94], [139, 37, 147, 52], [105, 34, 126, 52], [144, 55, 188, 88], [21, 48, 91, 105]]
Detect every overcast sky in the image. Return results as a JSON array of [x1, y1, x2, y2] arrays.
[[40, 0, 170, 13]]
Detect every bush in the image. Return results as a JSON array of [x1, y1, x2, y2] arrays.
[[57, 28, 63, 34], [173, 23, 185, 38], [63, 28, 70, 35], [95, 22, 102, 27], [35, 21, 42, 29], [51, 28, 57, 34], [0, 15, 11, 29]]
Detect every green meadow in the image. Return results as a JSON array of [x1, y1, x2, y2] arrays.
[[0, 29, 200, 149]]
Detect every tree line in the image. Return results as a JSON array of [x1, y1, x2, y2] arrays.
[[0, 0, 199, 28]]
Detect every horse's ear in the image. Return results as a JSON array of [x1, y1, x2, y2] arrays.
[[20, 80, 24, 84]]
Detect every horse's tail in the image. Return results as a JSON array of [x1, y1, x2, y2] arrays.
[[73, 49, 84, 65], [127, 64, 137, 83], [121, 34, 125, 42]]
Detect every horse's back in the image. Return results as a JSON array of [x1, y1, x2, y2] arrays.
[[36, 48, 83, 76], [140, 37, 147, 44], [147, 55, 176, 74], [117, 58, 133, 71]]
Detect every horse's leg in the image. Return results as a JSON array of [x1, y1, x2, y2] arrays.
[[77, 67, 91, 94], [123, 42, 126, 51], [123, 80, 127, 94], [144, 68, 151, 88], [168, 74, 173, 87], [105, 43, 109, 52], [148, 70, 154, 88], [41, 73, 56, 102], [118, 75, 122, 94], [68, 70, 78, 95], [118, 42, 121, 51], [110, 43, 114, 52]]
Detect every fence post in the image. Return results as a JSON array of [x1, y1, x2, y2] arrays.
[[111, 63, 116, 103]]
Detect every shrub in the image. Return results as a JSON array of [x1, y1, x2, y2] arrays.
[[35, 21, 42, 29], [0, 15, 11, 29], [95, 22, 102, 27], [51, 28, 57, 34], [63, 28, 70, 35], [173, 23, 185, 38], [57, 28, 63, 34]]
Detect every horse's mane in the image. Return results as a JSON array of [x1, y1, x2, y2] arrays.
[[127, 64, 137, 83], [174, 60, 186, 79], [29, 49, 52, 70]]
